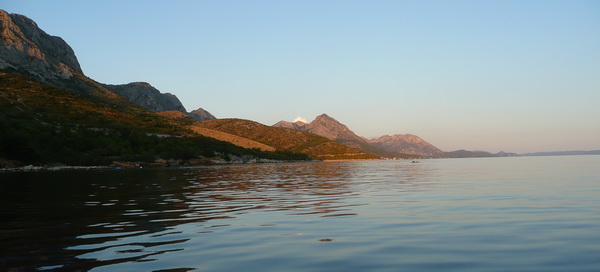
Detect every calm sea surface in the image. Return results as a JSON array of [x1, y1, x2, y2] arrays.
[[1, 156, 599, 272]]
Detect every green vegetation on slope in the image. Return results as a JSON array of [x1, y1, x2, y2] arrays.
[[0, 71, 191, 135], [0, 71, 308, 166]]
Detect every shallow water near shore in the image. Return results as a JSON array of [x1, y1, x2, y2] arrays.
[[1, 156, 600, 271]]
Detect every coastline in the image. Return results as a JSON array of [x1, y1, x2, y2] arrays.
[[0, 157, 401, 173], [0, 157, 318, 173]]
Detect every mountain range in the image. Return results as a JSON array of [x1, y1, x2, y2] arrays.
[[1, 9, 379, 165], [3, 9, 590, 167], [444, 150, 518, 158], [273, 116, 523, 158], [0, 9, 505, 164], [0, 9, 215, 120], [193, 118, 378, 160], [521, 150, 600, 157], [0, 9, 444, 165], [275, 114, 433, 158]]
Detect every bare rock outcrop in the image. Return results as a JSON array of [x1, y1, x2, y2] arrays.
[[0, 9, 202, 113], [103, 82, 187, 113], [0, 9, 82, 80], [0, 9, 134, 106]]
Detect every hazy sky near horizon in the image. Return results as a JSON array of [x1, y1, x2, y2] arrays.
[[5, 0, 600, 153]]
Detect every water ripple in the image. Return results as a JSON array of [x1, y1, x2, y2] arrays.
[[1, 158, 600, 271]]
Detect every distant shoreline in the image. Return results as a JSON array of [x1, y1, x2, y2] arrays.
[[4, 154, 599, 173], [0, 158, 316, 173], [0, 158, 402, 173]]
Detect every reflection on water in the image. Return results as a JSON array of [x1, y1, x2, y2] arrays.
[[1, 158, 600, 271], [0, 162, 432, 271]]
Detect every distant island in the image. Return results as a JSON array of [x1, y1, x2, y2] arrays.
[[521, 150, 600, 157]]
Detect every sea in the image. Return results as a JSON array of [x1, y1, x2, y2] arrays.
[[1, 155, 599, 272]]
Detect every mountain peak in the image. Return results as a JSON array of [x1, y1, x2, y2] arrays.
[[189, 108, 216, 120], [315, 113, 334, 121], [273, 113, 347, 135], [307, 114, 356, 140], [128, 82, 153, 88], [0, 9, 213, 118], [0, 9, 83, 78], [103, 82, 187, 113], [274, 113, 404, 158], [274, 113, 445, 158]]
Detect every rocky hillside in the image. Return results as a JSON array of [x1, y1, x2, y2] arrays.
[[0, 70, 312, 166], [0, 10, 311, 166], [0, 9, 81, 80], [196, 119, 378, 160], [0, 9, 215, 117], [274, 114, 414, 158], [104, 82, 187, 113], [0, 9, 135, 108], [368, 134, 445, 158], [306, 114, 365, 142]]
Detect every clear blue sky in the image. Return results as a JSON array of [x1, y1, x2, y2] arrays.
[[5, 0, 600, 153]]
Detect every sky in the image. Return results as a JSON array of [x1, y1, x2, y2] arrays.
[[4, 0, 600, 153]]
